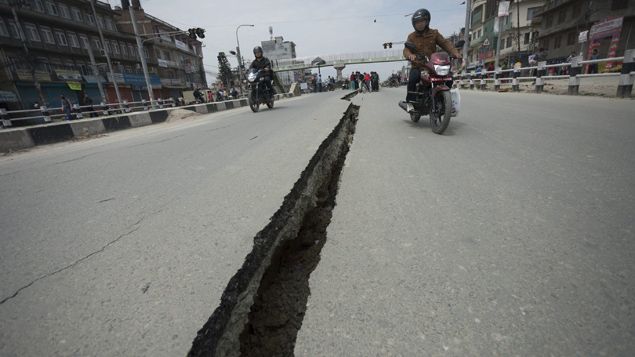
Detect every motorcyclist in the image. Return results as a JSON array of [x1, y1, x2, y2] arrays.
[[249, 46, 274, 96], [403, 8, 462, 109]]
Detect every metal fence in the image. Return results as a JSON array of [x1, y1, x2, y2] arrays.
[[0, 98, 177, 129], [455, 49, 635, 98]]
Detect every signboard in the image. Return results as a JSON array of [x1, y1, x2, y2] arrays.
[[56, 70, 83, 81], [123, 73, 162, 88], [0, 90, 18, 103], [498, 1, 510, 17], [175, 39, 189, 52], [67, 81, 82, 91], [106, 73, 125, 83], [483, 38, 490, 47], [83, 74, 106, 83], [589, 17, 623, 40], [578, 30, 589, 43], [16, 69, 50, 82]]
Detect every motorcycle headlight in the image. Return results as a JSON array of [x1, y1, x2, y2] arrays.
[[434, 65, 451, 76], [247, 72, 257, 82], [420, 70, 430, 80]]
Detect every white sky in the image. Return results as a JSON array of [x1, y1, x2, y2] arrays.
[[133, 0, 467, 82]]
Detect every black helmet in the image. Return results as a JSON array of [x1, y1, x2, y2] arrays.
[[253, 46, 263, 55], [411, 8, 431, 30]]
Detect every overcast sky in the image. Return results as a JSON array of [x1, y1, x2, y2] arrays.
[[131, 0, 467, 82]]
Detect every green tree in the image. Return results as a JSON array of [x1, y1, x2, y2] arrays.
[[217, 52, 233, 89]]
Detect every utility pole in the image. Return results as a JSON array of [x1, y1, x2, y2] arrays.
[[9, 1, 46, 106], [462, 0, 472, 71], [90, 0, 122, 107], [516, 0, 521, 54], [85, 39, 106, 102], [235, 24, 255, 93], [128, 4, 155, 106]]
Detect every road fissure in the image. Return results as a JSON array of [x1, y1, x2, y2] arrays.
[[188, 103, 359, 357]]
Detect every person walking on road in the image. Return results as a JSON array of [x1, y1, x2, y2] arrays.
[[60, 95, 72, 120], [588, 48, 599, 74]]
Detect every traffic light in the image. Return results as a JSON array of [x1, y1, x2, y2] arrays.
[[188, 28, 197, 40], [187, 28, 205, 40], [382, 42, 393, 49]]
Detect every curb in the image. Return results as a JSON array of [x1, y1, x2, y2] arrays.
[[0, 93, 298, 153]]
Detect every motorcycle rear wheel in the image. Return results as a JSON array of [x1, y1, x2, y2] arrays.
[[410, 112, 421, 122], [430, 91, 452, 134]]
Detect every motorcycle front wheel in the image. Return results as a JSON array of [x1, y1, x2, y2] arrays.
[[430, 90, 452, 134], [266, 98, 274, 109], [248, 92, 259, 113], [410, 112, 421, 122]]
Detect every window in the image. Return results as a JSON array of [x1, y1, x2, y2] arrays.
[[106, 19, 115, 31], [611, 0, 628, 10], [54, 30, 67, 46], [558, 9, 566, 22], [86, 13, 95, 25], [527, 7, 541, 21], [7, 20, 21, 39], [93, 37, 103, 51], [571, 4, 581, 18], [79, 34, 89, 49], [119, 42, 127, 56], [545, 15, 553, 28], [129, 44, 137, 58], [567, 32, 576, 46], [0, 18, 9, 37], [111, 40, 119, 54], [67, 32, 80, 48], [32, 0, 44, 12], [524, 32, 530, 45], [97, 15, 105, 30], [143, 48, 148, 59], [506, 37, 512, 48], [24, 23, 41, 42], [40, 26, 55, 44], [472, 6, 483, 26], [45, 1, 58, 16], [554, 35, 562, 49], [71, 7, 82, 22], [58, 4, 70, 19]]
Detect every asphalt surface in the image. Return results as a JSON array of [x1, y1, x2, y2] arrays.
[[0, 92, 350, 356], [1, 88, 634, 356], [295, 89, 635, 356]]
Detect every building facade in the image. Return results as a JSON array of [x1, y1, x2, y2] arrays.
[[261, 36, 299, 87], [537, 0, 635, 66], [0, 0, 205, 110]]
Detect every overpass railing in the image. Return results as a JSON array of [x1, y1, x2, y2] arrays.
[[272, 49, 404, 71], [454, 49, 634, 98]]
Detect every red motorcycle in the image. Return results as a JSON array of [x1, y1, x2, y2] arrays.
[[399, 43, 455, 134]]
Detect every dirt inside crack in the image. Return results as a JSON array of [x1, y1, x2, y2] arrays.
[[188, 103, 359, 357]]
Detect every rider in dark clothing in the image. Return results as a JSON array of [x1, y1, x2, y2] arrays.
[[249, 46, 274, 95]]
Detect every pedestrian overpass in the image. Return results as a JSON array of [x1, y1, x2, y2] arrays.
[[271, 49, 406, 79]]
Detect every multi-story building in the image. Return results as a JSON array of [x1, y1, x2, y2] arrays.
[[0, 0, 205, 110], [116, 0, 206, 99], [537, 0, 635, 65], [468, 0, 545, 69], [261, 36, 299, 87], [498, 0, 545, 66]]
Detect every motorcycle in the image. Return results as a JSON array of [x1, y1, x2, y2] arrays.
[[399, 43, 456, 135], [247, 68, 275, 113]]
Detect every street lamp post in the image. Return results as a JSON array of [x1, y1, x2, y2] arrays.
[[235, 24, 255, 91]]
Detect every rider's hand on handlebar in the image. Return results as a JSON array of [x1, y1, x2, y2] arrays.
[[407, 54, 417, 62]]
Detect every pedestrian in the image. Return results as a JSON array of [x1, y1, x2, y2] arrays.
[[83, 93, 96, 117], [350, 72, 357, 90], [364, 72, 371, 92], [317, 74, 323, 92], [357, 71, 365, 92], [588, 48, 599, 74], [60, 95, 72, 120]]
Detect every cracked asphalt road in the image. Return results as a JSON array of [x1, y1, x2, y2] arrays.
[[0, 92, 349, 356]]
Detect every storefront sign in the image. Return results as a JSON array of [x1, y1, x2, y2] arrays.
[[175, 39, 189, 52], [578, 30, 588, 43], [589, 17, 623, 40], [123, 73, 162, 88], [498, 1, 510, 17], [67, 81, 82, 91], [0, 90, 18, 102], [83, 74, 106, 83], [16, 69, 51, 82], [56, 70, 82, 81]]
